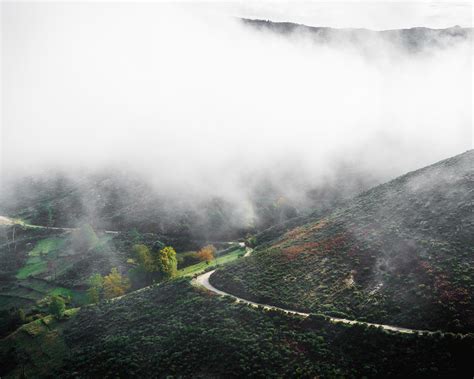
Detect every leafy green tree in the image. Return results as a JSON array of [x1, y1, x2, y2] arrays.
[[156, 246, 177, 279], [130, 244, 178, 285], [133, 244, 154, 272], [87, 287, 100, 304], [49, 295, 66, 319], [87, 273, 104, 304]]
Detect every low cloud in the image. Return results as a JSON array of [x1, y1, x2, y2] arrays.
[[1, 3, 472, 208]]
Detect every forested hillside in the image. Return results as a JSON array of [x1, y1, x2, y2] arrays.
[[212, 150, 474, 333], [1, 280, 472, 378]]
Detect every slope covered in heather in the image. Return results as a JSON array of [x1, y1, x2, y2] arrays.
[[212, 150, 474, 333], [1, 279, 473, 378]]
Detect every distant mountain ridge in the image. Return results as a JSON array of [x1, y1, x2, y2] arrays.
[[241, 18, 472, 51]]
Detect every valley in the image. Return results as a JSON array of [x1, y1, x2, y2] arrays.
[[0, 151, 473, 377], [1, 4, 473, 376]]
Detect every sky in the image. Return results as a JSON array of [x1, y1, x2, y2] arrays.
[[0, 2, 472, 200]]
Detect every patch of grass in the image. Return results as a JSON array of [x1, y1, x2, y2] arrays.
[[64, 308, 79, 317], [4, 279, 88, 309], [15, 237, 66, 279], [23, 319, 48, 337], [16, 261, 48, 279], [49, 288, 88, 306], [177, 247, 245, 277], [28, 237, 65, 257], [20, 278, 53, 293]]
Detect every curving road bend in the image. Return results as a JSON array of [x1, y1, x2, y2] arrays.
[[193, 269, 436, 335], [0, 214, 452, 335]]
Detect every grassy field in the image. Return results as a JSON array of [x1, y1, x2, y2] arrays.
[[0, 227, 122, 314], [0, 278, 88, 311], [28, 237, 65, 257], [177, 246, 245, 277], [16, 237, 65, 279]]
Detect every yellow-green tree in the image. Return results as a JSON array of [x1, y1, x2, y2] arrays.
[[87, 273, 104, 304], [132, 244, 154, 272], [103, 268, 130, 299], [156, 246, 177, 279]]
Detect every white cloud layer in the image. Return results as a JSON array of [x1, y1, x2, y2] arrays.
[[1, 3, 472, 200]]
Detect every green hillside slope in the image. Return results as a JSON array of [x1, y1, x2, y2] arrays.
[[212, 150, 474, 333], [1, 280, 472, 378]]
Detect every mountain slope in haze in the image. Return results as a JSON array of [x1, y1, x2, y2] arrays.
[[212, 150, 474, 333], [241, 19, 472, 52], [0, 166, 377, 250]]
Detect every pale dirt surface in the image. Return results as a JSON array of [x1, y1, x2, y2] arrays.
[[0, 216, 15, 225], [243, 247, 253, 257]]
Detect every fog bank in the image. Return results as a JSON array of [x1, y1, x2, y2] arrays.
[[1, 3, 472, 205]]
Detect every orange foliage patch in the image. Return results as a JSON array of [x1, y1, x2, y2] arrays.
[[282, 226, 309, 241], [283, 242, 320, 256], [273, 219, 330, 250], [281, 233, 349, 259], [308, 219, 329, 233]]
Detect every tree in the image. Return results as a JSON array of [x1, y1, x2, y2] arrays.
[[156, 246, 177, 279], [49, 295, 66, 319], [133, 244, 154, 272], [131, 244, 178, 284], [87, 273, 104, 303], [197, 244, 216, 264], [103, 268, 130, 299]]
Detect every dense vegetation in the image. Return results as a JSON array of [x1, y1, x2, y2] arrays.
[[0, 226, 87, 337], [0, 219, 246, 339], [212, 150, 474, 333], [1, 280, 473, 378], [0, 223, 166, 337]]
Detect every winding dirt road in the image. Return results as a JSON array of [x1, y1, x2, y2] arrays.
[[193, 269, 436, 335], [0, 213, 455, 335]]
